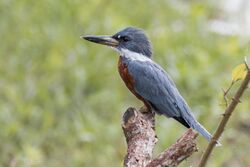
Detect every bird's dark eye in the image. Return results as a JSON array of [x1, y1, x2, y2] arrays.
[[121, 36, 130, 42], [115, 35, 130, 42]]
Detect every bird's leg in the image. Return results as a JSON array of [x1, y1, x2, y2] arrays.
[[139, 104, 152, 113], [139, 105, 150, 113], [139, 105, 156, 131]]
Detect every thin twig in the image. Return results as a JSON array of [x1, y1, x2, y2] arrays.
[[222, 81, 234, 107], [198, 68, 250, 167]]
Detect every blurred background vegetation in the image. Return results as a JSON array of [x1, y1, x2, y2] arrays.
[[0, 0, 250, 166]]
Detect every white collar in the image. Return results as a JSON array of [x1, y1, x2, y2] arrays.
[[117, 48, 152, 62]]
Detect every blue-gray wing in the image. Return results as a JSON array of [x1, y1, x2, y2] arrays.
[[127, 60, 191, 118], [127, 60, 213, 142]]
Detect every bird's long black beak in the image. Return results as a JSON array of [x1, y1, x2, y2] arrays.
[[81, 35, 119, 47]]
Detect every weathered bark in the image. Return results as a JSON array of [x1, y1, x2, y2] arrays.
[[146, 129, 198, 167], [122, 107, 198, 167], [122, 107, 157, 167]]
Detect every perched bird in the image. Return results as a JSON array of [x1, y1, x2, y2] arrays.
[[81, 27, 212, 141]]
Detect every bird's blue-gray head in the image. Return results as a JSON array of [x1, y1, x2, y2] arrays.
[[82, 27, 152, 58]]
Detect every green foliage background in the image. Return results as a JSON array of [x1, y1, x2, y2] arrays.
[[0, 0, 249, 166]]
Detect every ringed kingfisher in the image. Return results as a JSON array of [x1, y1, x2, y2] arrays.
[[81, 27, 212, 141]]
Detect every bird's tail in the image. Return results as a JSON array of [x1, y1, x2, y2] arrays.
[[181, 111, 221, 146], [191, 121, 212, 141], [190, 119, 221, 146]]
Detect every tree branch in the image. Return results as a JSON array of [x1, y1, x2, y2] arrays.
[[122, 107, 156, 167], [198, 68, 250, 167], [122, 107, 198, 167], [146, 129, 198, 167]]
